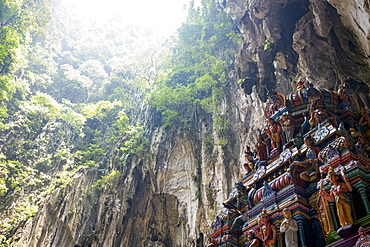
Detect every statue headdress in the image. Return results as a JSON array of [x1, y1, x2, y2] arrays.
[[260, 209, 269, 218], [326, 167, 336, 178]]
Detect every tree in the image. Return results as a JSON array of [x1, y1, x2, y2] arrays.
[[149, 0, 240, 129]]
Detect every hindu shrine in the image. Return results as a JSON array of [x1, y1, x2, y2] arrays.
[[208, 81, 370, 247]]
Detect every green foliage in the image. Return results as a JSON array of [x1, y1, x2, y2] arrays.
[[0, 27, 19, 73], [75, 144, 103, 169], [0, 0, 239, 242], [81, 100, 121, 119], [113, 110, 129, 132], [0, 160, 31, 196], [21, 92, 85, 132], [93, 170, 122, 190], [27, 92, 62, 118], [205, 187, 215, 206], [214, 115, 230, 130], [192, 188, 201, 201], [161, 109, 179, 127], [264, 39, 272, 51], [0, 105, 9, 131], [0, 0, 51, 103], [203, 135, 214, 151], [59, 107, 86, 130], [120, 125, 150, 158], [0, 0, 51, 35], [216, 139, 227, 147], [149, 0, 239, 129]]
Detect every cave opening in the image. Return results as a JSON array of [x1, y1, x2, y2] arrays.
[[279, 0, 310, 46], [277, 0, 310, 74]]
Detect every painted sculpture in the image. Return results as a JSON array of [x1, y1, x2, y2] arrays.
[[254, 210, 276, 247], [261, 181, 275, 201], [359, 108, 370, 140], [208, 84, 370, 247], [245, 230, 261, 247], [355, 227, 370, 247], [289, 136, 321, 183], [255, 134, 268, 162], [309, 98, 337, 129], [280, 208, 298, 247], [279, 112, 295, 143], [265, 118, 282, 150], [319, 167, 354, 227]]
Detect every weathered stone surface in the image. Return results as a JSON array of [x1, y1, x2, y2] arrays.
[[228, 0, 370, 100]]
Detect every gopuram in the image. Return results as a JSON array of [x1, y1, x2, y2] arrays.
[[208, 82, 370, 247]]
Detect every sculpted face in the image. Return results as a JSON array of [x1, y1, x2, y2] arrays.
[[329, 174, 338, 184], [357, 135, 365, 144], [315, 99, 325, 109], [283, 209, 291, 219], [359, 227, 365, 237], [304, 137, 313, 148], [360, 108, 367, 117], [261, 216, 268, 224]]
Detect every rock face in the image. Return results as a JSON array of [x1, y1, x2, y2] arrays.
[[8, 81, 264, 247], [220, 0, 370, 103], [4, 0, 370, 247]]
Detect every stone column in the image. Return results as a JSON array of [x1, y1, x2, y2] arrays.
[[353, 181, 370, 215], [277, 230, 284, 247], [295, 215, 307, 247]]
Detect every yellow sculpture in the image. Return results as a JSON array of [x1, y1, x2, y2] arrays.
[[319, 167, 354, 227], [318, 205, 329, 235]]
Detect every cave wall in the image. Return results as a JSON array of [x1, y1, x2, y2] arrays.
[[11, 76, 264, 247], [220, 0, 370, 103]]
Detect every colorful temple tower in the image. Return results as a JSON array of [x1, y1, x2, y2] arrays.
[[208, 82, 370, 247]]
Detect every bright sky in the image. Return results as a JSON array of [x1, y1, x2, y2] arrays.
[[62, 0, 191, 35]]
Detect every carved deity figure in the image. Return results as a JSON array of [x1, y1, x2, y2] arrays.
[[255, 209, 276, 247], [319, 167, 354, 227], [229, 211, 249, 234], [265, 118, 282, 149], [266, 90, 285, 117], [355, 227, 370, 247], [261, 181, 276, 201], [338, 82, 360, 111], [290, 136, 321, 183], [245, 230, 261, 247], [235, 182, 249, 211], [227, 183, 251, 235], [351, 130, 370, 158], [309, 98, 338, 129], [279, 112, 295, 143], [359, 108, 370, 140], [307, 83, 321, 104], [255, 134, 268, 162], [280, 208, 298, 247], [351, 132, 370, 158], [318, 205, 330, 235], [244, 147, 255, 174], [357, 135, 370, 158]]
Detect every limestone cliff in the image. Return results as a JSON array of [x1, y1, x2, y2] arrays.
[[3, 0, 370, 247], [221, 0, 370, 104]]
